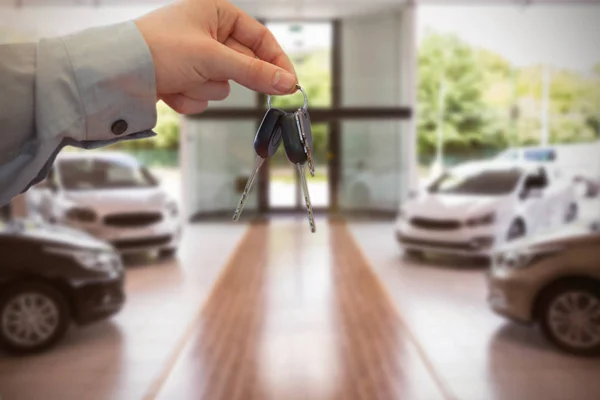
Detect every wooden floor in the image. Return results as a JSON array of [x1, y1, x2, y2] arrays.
[[150, 221, 445, 400]]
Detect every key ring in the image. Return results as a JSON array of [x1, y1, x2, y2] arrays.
[[267, 84, 308, 113]]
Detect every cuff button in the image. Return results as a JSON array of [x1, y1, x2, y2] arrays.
[[111, 119, 128, 136]]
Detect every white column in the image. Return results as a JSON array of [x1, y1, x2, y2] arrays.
[[400, 2, 418, 198]]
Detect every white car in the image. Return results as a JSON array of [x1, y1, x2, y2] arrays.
[[29, 152, 181, 257], [395, 161, 578, 258]]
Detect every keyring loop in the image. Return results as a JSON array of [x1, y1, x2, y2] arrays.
[[267, 84, 308, 112]]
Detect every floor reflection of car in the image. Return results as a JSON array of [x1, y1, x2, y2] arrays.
[[488, 221, 600, 356], [30, 152, 181, 258], [0, 219, 125, 354], [395, 161, 578, 259]]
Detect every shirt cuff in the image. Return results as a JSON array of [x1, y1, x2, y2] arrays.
[[63, 20, 157, 141]]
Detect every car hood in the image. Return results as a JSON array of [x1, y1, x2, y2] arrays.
[[497, 221, 600, 253], [64, 187, 169, 213], [2, 220, 112, 251], [405, 194, 507, 219]]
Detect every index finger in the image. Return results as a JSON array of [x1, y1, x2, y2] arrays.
[[224, 3, 297, 77]]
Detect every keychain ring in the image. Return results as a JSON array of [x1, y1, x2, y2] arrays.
[[267, 84, 308, 112]]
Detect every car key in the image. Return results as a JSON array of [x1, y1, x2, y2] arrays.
[[281, 111, 316, 233], [268, 85, 315, 177], [232, 108, 285, 221]]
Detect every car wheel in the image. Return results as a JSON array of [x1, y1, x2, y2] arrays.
[[159, 248, 178, 259], [564, 203, 578, 223], [0, 282, 70, 354], [506, 219, 526, 241], [538, 280, 600, 356]]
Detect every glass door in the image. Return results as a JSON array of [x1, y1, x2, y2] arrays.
[[268, 123, 330, 210], [265, 21, 332, 212]]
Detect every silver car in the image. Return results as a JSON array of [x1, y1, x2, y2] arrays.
[[488, 221, 600, 356], [29, 152, 181, 257]]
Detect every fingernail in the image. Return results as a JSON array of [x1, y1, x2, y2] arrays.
[[273, 71, 297, 93]]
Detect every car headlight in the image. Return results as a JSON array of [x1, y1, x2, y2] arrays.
[[45, 247, 121, 272], [65, 207, 97, 223], [466, 212, 496, 227], [494, 246, 564, 270], [165, 201, 178, 217]]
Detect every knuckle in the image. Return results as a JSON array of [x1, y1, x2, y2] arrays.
[[246, 57, 264, 82]]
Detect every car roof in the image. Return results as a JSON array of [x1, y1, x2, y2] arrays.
[[451, 160, 536, 174]]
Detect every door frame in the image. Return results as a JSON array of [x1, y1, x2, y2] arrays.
[[187, 17, 414, 221]]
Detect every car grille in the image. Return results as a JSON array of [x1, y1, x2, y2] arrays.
[[398, 236, 474, 251], [410, 217, 461, 230], [104, 212, 163, 227], [111, 235, 172, 251]]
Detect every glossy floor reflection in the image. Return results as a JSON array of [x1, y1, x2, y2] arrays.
[[0, 223, 248, 400], [349, 221, 600, 400], [152, 220, 443, 400]]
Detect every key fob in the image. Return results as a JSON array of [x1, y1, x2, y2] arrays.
[[298, 109, 313, 152], [254, 108, 285, 158], [281, 111, 308, 165]]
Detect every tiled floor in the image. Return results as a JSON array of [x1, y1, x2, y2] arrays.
[[2, 218, 600, 400]]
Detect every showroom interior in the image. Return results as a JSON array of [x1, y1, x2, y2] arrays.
[[1, 1, 600, 400]]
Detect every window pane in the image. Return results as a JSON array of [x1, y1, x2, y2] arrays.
[[266, 22, 332, 109], [339, 120, 410, 212], [183, 120, 259, 219]]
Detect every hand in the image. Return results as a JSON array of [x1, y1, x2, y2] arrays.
[[135, 0, 297, 114]]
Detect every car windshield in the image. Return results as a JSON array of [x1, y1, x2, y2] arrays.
[[58, 158, 157, 190], [428, 168, 522, 196]]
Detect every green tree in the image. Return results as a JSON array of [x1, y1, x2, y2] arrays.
[[418, 31, 507, 158], [269, 49, 331, 165]]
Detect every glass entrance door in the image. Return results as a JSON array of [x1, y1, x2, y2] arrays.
[[268, 123, 330, 210], [265, 21, 333, 212]]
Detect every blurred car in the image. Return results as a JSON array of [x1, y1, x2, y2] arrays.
[[495, 145, 600, 200], [395, 161, 578, 258], [573, 174, 600, 199], [0, 219, 125, 354], [488, 221, 600, 356], [494, 146, 557, 163], [30, 152, 181, 258]]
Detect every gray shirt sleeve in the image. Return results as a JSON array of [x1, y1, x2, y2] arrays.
[[0, 20, 157, 207]]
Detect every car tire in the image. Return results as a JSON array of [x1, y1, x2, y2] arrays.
[[0, 282, 70, 355], [537, 279, 600, 357], [564, 203, 578, 223], [159, 248, 178, 260], [506, 219, 526, 241]]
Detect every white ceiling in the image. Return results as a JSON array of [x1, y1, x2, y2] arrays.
[[0, 0, 598, 19]]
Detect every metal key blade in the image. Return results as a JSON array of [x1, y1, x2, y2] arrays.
[[233, 156, 265, 221], [297, 163, 316, 233]]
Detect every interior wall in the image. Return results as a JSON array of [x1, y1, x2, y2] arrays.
[[0, 6, 157, 42], [339, 8, 413, 212]]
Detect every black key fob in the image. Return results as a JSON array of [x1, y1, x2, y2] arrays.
[[298, 109, 313, 152], [254, 108, 285, 158], [281, 111, 308, 165]]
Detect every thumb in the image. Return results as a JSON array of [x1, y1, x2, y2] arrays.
[[206, 42, 297, 95]]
